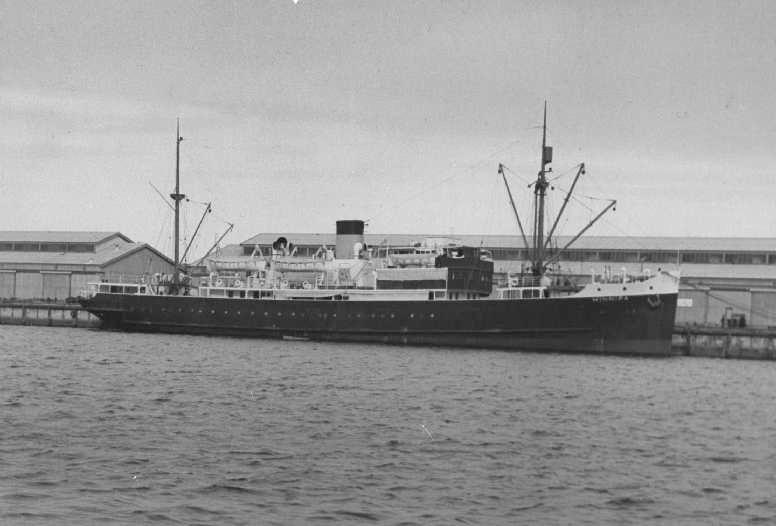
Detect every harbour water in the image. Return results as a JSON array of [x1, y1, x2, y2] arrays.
[[2, 326, 776, 525]]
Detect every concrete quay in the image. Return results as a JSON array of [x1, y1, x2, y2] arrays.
[[0, 302, 100, 328], [672, 325, 776, 360]]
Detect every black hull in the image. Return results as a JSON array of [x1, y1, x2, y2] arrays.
[[81, 292, 678, 356]]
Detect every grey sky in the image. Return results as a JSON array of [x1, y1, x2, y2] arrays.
[[1, 1, 775, 257]]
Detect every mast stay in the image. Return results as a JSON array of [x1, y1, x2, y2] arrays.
[[181, 201, 212, 264]]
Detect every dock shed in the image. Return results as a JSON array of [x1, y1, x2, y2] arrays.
[[0, 231, 175, 300]]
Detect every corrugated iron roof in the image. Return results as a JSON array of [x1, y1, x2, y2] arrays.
[[0, 242, 171, 267], [240, 233, 776, 253], [0, 231, 131, 244]]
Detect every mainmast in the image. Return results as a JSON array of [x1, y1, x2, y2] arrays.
[[533, 101, 552, 275], [170, 119, 186, 289]]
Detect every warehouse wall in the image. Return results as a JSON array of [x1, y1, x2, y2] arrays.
[[70, 273, 101, 297], [0, 271, 15, 297], [42, 272, 70, 300], [707, 290, 751, 326], [15, 272, 42, 299], [675, 287, 710, 325], [675, 286, 776, 328], [750, 289, 776, 328], [0, 272, 104, 300], [103, 248, 175, 282]]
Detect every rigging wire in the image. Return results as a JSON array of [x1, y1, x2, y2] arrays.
[[480, 169, 508, 245], [207, 208, 236, 228], [364, 138, 525, 225], [546, 163, 583, 184], [678, 280, 775, 322], [500, 164, 533, 187], [154, 208, 170, 254], [524, 163, 762, 316], [182, 201, 188, 262]]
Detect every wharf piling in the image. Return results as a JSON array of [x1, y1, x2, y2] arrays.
[[672, 325, 776, 360], [0, 302, 100, 328]]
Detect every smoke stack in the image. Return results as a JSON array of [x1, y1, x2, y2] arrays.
[[335, 220, 365, 259]]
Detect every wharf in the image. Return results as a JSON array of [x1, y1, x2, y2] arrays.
[[0, 302, 100, 328], [672, 324, 776, 360]]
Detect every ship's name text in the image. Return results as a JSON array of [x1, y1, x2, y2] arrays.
[[591, 296, 629, 303]]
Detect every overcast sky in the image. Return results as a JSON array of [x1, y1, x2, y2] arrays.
[[1, 1, 775, 258]]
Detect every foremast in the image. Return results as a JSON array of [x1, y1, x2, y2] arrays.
[[170, 119, 186, 291], [499, 103, 616, 279]]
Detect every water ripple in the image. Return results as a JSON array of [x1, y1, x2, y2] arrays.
[[3, 325, 776, 524]]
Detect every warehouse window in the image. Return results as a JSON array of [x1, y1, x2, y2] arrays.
[[642, 251, 678, 263], [41, 243, 66, 252], [726, 252, 767, 265], [14, 243, 39, 251], [67, 243, 94, 253], [681, 252, 723, 264]]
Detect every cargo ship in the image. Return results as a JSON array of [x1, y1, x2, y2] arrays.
[[80, 110, 679, 355]]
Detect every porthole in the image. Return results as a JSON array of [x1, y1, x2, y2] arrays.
[[237, 311, 241, 315], [264, 312, 268, 316], [277, 312, 282, 317], [649, 286, 653, 290], [597, 288, 601, 292], [178, 308, 182, 313], [211, 310, 216, 314], [410, 313, 415, 318], [291, 312, 296, 317], [622, 287, 627, 291], [250, 311, 255, 316], [224, 310, 229, 315], [390, 313, 395, 318], [430, 313, 435, 319]]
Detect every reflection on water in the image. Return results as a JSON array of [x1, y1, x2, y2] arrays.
[[2, 325, 776, 524]]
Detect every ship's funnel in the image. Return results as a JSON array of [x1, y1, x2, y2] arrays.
[[336, 220, 365, 259]]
